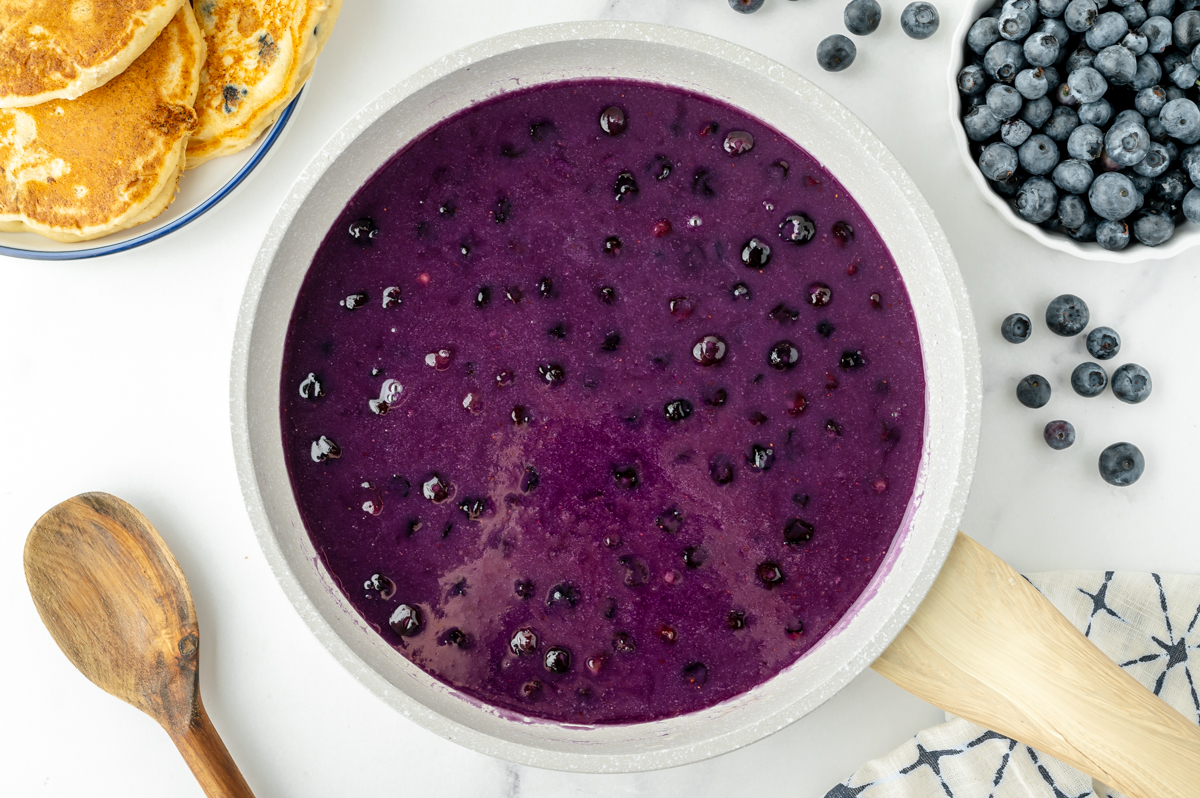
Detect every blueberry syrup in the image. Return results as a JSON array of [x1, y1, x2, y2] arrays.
[[280, 79, 924, 725]]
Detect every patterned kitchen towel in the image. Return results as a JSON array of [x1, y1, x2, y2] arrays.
[[826, 571, 1200, 798]]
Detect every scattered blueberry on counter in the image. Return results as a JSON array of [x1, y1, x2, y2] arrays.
[[1001, 311, 1032, 342], [817, 35, 858, 72], [1112, 362, 1153, 402], [1044, 419, 1076, 449], [959, 0, 1200, 249], [1017, 373, 1052, 407], [1099, 442, 1145, 485], [1045, 293, 1089, 335], [1071, 361, 1109, 396]]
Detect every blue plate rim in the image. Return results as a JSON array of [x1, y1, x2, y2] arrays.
[[0, 89, 303, 261]]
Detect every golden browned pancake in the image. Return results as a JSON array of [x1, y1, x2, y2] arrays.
[[0, 5, 203, 242], [185, 0, 338, 167], [0, 0, 187, 108]]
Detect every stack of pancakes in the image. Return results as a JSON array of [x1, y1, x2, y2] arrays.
[[0, 0, 341, 242]]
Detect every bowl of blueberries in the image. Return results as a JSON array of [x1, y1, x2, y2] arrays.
[[952, 0, 1200, 258]]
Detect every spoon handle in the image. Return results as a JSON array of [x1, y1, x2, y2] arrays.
[[872, 532, 1200, 798], [167, 696, 255, 798]]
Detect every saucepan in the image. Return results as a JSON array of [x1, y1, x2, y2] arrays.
[[230, 21, 1200, 792]]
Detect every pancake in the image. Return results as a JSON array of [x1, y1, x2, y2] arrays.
[[0, 0, 187, 108], [185, 0, 339, 167], [0, 5, 203, 242]]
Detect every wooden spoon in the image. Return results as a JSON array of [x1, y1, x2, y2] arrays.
[[23, 492, 254, 798], [874, 533, 1200, 798]]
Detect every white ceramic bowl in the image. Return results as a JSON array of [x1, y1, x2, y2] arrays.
[[0, 92, 304, 261], [948, 0, 1200, 263], [232, 22, 981, 772]]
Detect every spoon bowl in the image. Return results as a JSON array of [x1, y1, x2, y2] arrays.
[[24, 492, 253, 798]]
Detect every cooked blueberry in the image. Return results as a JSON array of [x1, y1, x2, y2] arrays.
[[310, 435, 340, 463], [726, 610, 747, 630], [603, 236, 622, 255], [544, 647, 572, 673], [808, 283, 833, 307], [817, 34, 857, 71], [768, 303, 799, 323], [745, 444, 775, 472], [747, 411, 769, 427], [682, 546, 708, 569], [546, 582, 579, 608], [709, 454, 736, 485], [815, 321, 835, 339], [1111, 363, 1152, 403], [693, 168, 716, 197], [612, 631, 637, 653], [1071, 362, 1108, 397], [1044, 420, 1076, 450], [493, 196, 511, 223], [458, 496, 486, 520], [546, 323, 567, 341], [825, 418, 844, 436], [792, 493, 810, 507], [537, 277, 555, 298], [653, 219, 672, 237], [779, 212, 816, 245], [598, 286, 617, 304], [669, 295, 697, 319], [600, 330, 622, 352], [381, 286, 402, 309], [474, 286, 491, 308], [704, 387, 729, 407], [620, 555, 650, 587], [870, 293, 882, 309], [732, 282, 752, 300], [664, 399, 693, 423], [515, 579, 535, 599], [1086, 327, 1120, 360], [442, 628, 471, 649], [510, 627, 539, 656], [659, 624, 679, 644], [612, 465, 640, 489], [1045, 294, 1090, 336], [1016, 374, 1052, 408], [538, 363, 566, 386], [298, 373, 323, 400], [348, 217, 378, 241], [840, 350, 866, 369], [1099, 442, 1145, 486], [693, 334, 728, 366], [682, 661, 708, 687], [614, 170, 639, 202], [363, 572, 396, 600], [768, 340, 800, 370], [654, 506, 684, 534], [339, 292, 368, 310], [1001, 313, 1031, 343], [787, 392, 808, 416], [520, 680, 542, 700], [784, 517, 815, 545], [599, 106, 626, 135], [652, 154, 672, 180], [495, 369, 515, 388], [786, 618, 805, 638], [511, 405, 532, 425], [756, 561, 784, 588], [388, 604, 422, 636], [741, 237, 772, 268]]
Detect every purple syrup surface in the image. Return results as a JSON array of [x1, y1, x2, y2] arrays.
[[280, 79, 925, 724]]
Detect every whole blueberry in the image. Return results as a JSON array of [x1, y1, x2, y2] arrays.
[[1068, 124, 1105, 160], [1072, 361, 1109, 395], [1161, 99, 1200, 143], [1045, 106, 1081, 141], [1022, 96, 1054, 127], [1024, 32, 1060, 66], [1183, 187, 1200, 222], [1122, 2, 1148, 26], [988, 83, 1024, 118], [994, 173, 1025, 196], [1155, 167, 1190, 202], [1016, 374, 1052, 407], [1002, 118, 1035, 146], [1067, 214, 1100, 240], [979, 143, 1020, 180], [1044, 420, 1076, 449], [1038, 20, 1070, 50], [1000, 4, 1034, 39], [845, 0, 882, 34], [1078, 99, 1113, 126], [1146, 0, 1172, 14], [1165, 84, 1186, 102], [1105, 118, 1152, 165], [1001, 312, 1033, 342], [1183, 145, 1200, 183], [1133, 142, 1172, 176], [959, 64, 988, 95], [1016, 67, 1050, 99], [1053, 159, 1094, 192], [729, 0, 765, 12], [817, 35, 857, 71], [1020, 134, 1062, 174], [1086, 326, 1121, 359], [1068, 66, 1108, 102], [1041, 0, 1070, 14], [1046, 293, 1090, 335], [1059, 192, 1089, 225], [1139, 17, 1172, 53], [1089, 172, 1144, 219], [1176, 9, 1200, 48], [1132, 55, 1163, 89], [1065, 0, 1100, 31], [969, 17, 1003, 54], [1146, 115, 1169, 142], [1134, 209, 1176, 244], [1098, 442, 1145, 486], [964, 105, 1003, 140], [1170, 62, 1200, 89], [1094, 44, 1138, 84], [1041, 66, 1060, 89], [1111, 363, 1152, 402], [1134, 85, 1167, 116], [901, 2, 940, 38], [1096, 218, 1132, 248], [1122, 31, 1149, 55], [1066, 47, 1097, 73], [1015, 175, 1060, 221], [1113, 108, 1145, 128], [1086, 12, 1129, 49]]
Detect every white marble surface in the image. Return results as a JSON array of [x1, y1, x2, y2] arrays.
[[2, 1, 1196, 796]]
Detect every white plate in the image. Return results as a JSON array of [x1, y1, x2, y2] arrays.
[[0, 90, 304, 261]]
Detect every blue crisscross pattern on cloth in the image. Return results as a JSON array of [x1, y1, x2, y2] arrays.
[[826, 572, 1200, 798]]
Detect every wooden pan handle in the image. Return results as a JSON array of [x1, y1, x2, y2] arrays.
[[166, 696, 255, 798], [872, 532, 1200, 798]]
